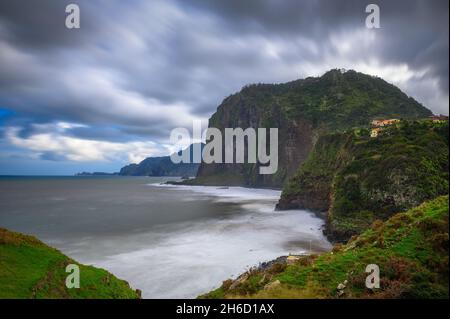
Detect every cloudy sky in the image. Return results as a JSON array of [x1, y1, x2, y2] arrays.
[[0, 0, 448, 175]]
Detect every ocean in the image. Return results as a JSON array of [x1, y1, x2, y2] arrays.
[[0, 176, 331, 298]]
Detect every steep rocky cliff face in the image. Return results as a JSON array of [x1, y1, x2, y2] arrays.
[[278, 121, 449, 242], [276, 132, 353, 211], [195, 98, 315, 187], [194, 69, 431, 188]]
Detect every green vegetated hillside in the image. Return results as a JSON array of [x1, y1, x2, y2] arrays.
[[194, 69, 431, 188], [201, 195, 449, 299], [278, 120, 449, 241], [0, 228, 140, 299]]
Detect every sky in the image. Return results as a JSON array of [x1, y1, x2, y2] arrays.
[[0, 0, 448, 175]]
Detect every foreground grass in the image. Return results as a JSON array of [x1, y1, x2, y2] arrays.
[[201, 196, 449, 299], [0, 228, 140, 299]]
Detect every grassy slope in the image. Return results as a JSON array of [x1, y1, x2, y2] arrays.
[[0, 228, 140, 299], [201, 196, 449, 299], [280, 120, 449, 241]]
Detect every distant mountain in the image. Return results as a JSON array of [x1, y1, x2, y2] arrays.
[[119, 144, 203, 177], [192, 69, 432, 188], [75, 172, 118, 176]]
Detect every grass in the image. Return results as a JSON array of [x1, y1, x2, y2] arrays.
[[0, 228, 140, 299], [200, 195, 449, 299]]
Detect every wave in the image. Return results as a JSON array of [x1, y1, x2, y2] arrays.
[[80, 184, 332, 298]]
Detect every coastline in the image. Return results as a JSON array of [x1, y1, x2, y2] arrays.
[[0, 177, 332, 298]]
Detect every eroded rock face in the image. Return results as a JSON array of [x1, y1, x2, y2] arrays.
[[196, 98, 314, 188], [277, 132, 352, 211]]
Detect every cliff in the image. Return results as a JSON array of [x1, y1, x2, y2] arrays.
[[119, 144, 202, 177], [194, 69, 431, 188], [278, 120, 449, 241], [201, 195, 449, 299], [0, 228, 140, 299]]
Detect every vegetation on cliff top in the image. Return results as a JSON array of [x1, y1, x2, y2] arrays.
[[279, 120, 449, 241], [0, 228, 140, 299], [279, 69, 431, 129], [201, 195, 449, 299], [216, 69, 431, 131]]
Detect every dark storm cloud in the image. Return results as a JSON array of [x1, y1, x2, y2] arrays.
[[0, 0, 99, 49], [177, 0, 363, 35], [0, 0, 448, 167], [181, 0, 449, 93]]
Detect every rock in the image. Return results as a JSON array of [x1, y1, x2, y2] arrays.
[[257, 256, 288, 271], [229, 274, 248, 290], [337, 290, 345, 297], [102, 274, 111, 285], [264, 280, 281, 290], [135, 289, 142, 298], [286, 255, 300, 265], [344, 242, 356, 251], [337, 283, 346, 290]]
